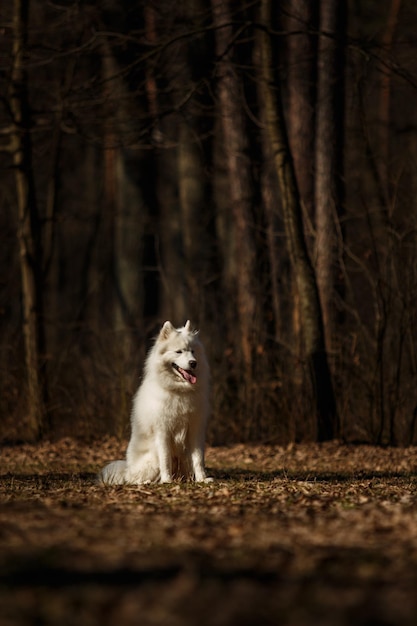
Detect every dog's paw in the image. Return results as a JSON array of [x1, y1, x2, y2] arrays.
[[198, 476, 214, 483]]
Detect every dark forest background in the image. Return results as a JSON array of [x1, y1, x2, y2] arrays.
[[1, 0, 417, 446]]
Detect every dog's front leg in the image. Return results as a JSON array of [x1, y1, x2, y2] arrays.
[[190, 445, 212, 483], [187, 423, 212, 482], [155, 432, 172, 483]]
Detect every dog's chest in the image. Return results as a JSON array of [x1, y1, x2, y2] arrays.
[[172, 426, 187, 451], [165, 412, 189, 453], [164, 394, 197, 436]]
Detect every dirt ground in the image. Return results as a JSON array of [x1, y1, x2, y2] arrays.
[[1, 438, 417, 626]]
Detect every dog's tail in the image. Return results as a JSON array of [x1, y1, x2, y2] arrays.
[[98, 460, 127, 485]]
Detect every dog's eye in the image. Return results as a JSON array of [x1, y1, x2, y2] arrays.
[[175, 350, 182, 354]]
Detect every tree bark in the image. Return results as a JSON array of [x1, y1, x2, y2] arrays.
[[143, 2, 188, 324], [100, 35, 144, 346], [10, 0, 46, 438], [378, 0, 402, 200], [211, 0, 257, 376], [314, 0, 346, 355], [286, 0, 318, 223], [259, 0, 338, 440], [178, 122, 206, 321], [175, 0, 210, 323]]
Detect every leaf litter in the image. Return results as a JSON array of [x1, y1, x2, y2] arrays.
[[0, 438, 417, 625]]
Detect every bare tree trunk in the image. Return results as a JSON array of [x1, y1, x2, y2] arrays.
[[285, 0, 318, 361], [314, 0, 346, 355], [101, 37, 145, 342], [9, 0, 45, 438], [143, 2, 188, 324], [378, 0, 402, 201], [259, 0, 338, 440], [212, 0, 257, 376], [260, 143, 282, 342], [158, 143, 188, 324], [178, 122, 206, 321], [286, 0, 317, 222], [43, 56, 76, 357], [175, 0, 210, 323], [102, 123, 116, 331]]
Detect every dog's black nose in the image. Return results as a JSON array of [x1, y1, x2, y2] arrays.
[[189, 360, 197, 369]]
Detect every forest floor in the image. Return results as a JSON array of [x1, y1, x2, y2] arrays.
[[1, 438, 417, 626]]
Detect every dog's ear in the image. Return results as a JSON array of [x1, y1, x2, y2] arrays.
[[184, 320, 199, 336], [160, 321, 174, 340]]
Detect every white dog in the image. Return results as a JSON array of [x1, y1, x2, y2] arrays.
[[99, 320, 211, 484]]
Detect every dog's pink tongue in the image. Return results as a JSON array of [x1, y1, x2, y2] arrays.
[[180, 368, 197, 384]]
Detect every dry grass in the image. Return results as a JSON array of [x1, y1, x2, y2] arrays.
[[1, 438, 417, 625]]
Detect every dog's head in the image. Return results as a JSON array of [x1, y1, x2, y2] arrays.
[[156, 320, 207, 387]]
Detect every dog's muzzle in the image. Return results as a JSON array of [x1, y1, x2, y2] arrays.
[[172, 362, 197, 384]]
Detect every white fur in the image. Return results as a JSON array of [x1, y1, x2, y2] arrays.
[[99, 320, 211, 485]]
